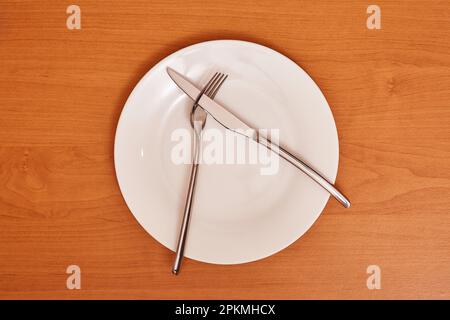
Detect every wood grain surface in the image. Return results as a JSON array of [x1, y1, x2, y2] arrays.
[[0, 0, 449, 299]]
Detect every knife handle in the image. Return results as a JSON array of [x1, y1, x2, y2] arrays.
[[258, 136, 350, 208]]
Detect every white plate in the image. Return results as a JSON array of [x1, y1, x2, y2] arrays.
[[114, 40, 339, 264]]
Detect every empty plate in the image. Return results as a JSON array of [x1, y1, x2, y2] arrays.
[[114, 40, 339, 264]]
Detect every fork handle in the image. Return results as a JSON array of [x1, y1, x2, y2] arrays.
[[172, 124, 202, 275], [258, 136, 350, 208]]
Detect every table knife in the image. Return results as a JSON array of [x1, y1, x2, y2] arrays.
[[167, 67, 350, 208]]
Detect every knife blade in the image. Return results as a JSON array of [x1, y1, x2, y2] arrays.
[[167, 67, 256, 140], [166, 67, 350, 208]]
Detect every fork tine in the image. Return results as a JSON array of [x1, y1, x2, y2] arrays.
[[207, 73, 224, 97], [209, 74, 228, 99], [204, 73, 223, 97], [203, 72, 220, 95]]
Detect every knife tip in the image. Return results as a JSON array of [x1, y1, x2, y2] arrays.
[[166, 66, 174, 75]]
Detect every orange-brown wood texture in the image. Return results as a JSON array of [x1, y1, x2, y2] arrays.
[[0, 0, 449, 299]]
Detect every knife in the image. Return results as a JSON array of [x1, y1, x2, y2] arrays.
[[167, 67, 350, 208]]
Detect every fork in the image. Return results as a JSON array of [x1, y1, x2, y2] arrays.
[[172, 72, 228, 275]]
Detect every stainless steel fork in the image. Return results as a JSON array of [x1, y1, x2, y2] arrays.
[[172, 72, 228, 275]]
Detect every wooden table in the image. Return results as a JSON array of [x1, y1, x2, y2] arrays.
[[0, 0, 449, 299]]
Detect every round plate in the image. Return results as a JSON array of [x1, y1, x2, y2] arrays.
[[114, 40, 339, 264]]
